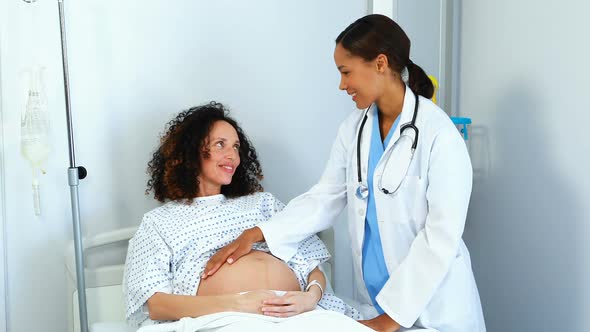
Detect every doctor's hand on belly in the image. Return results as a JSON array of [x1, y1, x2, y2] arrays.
[[202, 226, 264, 279]]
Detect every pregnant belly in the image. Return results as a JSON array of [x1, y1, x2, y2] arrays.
[[196, 250, 301, 296]]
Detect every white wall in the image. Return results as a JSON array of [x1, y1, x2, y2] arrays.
[[459, 0, 590, 330], [0, 1, 366, 331], [374, 0, 456, 113], [0, 64, 7, 331], [395, 0, 453, 111]]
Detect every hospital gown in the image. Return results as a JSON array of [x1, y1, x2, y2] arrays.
[[123, 192, 361, 326]]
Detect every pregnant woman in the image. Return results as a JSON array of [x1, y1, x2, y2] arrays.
[[123, 102, 359, 327]]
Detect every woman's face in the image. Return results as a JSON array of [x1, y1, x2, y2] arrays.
[[334, 43, 384, 109], [198, 120, 241, 196]]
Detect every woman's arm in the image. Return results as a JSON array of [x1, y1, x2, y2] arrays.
[[305, 266, 326, 302], [147, 290, 276, 321]]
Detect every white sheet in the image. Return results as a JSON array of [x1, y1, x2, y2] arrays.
[[136, 309, 373, 332], [91, 322, 137, 332]]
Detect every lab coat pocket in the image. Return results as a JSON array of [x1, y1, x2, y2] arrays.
[[394, 175, 427, 224]]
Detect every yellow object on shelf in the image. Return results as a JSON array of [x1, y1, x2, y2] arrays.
[[428, 75, 439, 105]]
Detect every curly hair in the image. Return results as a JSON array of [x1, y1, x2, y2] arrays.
[[146, 102, 263, 202]]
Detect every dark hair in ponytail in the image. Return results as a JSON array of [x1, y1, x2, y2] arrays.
[[335, 14, 434, 99]]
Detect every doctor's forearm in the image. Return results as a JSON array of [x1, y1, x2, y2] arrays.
[[247, 226, 265, 242]]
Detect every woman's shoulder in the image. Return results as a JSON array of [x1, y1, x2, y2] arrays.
[[229, 191, 281, 205], [139, 201, 184, 229], [340, 108, 365, 134], [143, 201, 175, 218], [417, 97, 459, 136], [323, 109, 365, 150], [226, 192, 285, 214]]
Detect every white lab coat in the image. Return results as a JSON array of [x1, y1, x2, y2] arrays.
[[258, 88, 486, 332]]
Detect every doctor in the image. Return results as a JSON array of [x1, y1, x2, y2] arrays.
[[203, 14, 485, 332]]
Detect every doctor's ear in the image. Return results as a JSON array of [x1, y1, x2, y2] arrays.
[[375, 54, 389, 73]]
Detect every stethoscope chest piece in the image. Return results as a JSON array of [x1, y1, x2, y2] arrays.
[[356, 183, 369, 199]]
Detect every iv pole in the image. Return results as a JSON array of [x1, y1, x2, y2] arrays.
[[21, 0, 89, 330], [57, 0, 90, 331]]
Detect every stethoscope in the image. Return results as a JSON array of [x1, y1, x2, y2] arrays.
[[355, 93, 419, 199]]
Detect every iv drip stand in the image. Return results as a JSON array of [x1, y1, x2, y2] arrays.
[[57, 0, 89, 331]]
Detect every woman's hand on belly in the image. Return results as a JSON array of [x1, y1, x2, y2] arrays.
[[260, 290, 322, 318], [232, 290, 277, 314]]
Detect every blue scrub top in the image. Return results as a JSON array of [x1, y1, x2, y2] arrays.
[[362, 108, 400, 314]]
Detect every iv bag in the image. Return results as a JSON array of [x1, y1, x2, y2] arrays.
[[21, 66, 50, 216]]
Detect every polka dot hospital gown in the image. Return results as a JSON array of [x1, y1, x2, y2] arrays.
[[123, 192, 362, 326]]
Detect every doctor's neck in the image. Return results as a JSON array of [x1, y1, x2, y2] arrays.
[[375, 79, 406, 121]]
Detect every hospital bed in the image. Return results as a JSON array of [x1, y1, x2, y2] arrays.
[[65, 227, 337, 332], [66, 227, 138, 332]]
